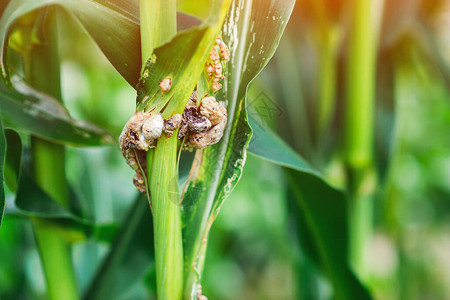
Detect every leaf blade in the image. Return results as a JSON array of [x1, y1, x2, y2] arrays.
[[0, 117, 5, 227], [136, 0, 232, 116], [84, 194, 155, 300], [248, 119, 372, 300], [0, 0, 140, 86], [0, 0, 201, 87], [181, 0, 295, 296], [0, 80, 114, 146], [3, 129, 22, 192]]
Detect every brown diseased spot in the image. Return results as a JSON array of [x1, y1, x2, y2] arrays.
[[128, 128, 139, 141]]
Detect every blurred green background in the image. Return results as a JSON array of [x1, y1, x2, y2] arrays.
[[1, 0, 449, 299]]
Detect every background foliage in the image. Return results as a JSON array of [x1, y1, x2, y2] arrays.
[[0, 0, 449, 299]]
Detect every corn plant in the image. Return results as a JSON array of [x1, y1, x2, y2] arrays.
[[1, 0, 447, 299], [0, 0, 308, 299]]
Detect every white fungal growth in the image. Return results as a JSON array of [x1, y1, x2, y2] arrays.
[[178, 93, 227, 149], [164, 114, 182, 137], [199, 96, 226, 126], [119, 111, 152, 151], [119, 111, 165, 193], [120, 35, 230, 194], [119, 111, 165, 152], [119, 110, 185, 193], [159, 77, 171, 93], [142, 113, 164, 141], [187, 114, 226, 149], [196, 283, 208, 300]]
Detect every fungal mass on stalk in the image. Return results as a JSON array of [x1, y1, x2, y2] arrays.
[[119, 36, 230, 193]]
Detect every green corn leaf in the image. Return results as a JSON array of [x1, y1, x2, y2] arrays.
[[84, 194, 155, 300], [3, 129, 21, 193], [12, 161, 100, 241], [15, 168, 86, 221], [0, 0, 202, 146], [374, 51, 396, 182], [0, 1, 10, 18], [7, 127, 90, 224], [0, 0, 140, 86], [0, 0, 200, 87], [8, 164, 116, 243], [248, 118, 372, 299], [2, 132, 111, 242], [0, 1, 201, 145], [135, 0, 232, 116], [135, 2, 233, 299], [181, 0, 295, 296], [0, 117, 5, 227], [0, 80, 114, 146]]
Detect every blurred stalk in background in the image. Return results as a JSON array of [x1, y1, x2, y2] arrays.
[[345, 0, 385, 281], [309, 0, 342, 146], [22, 9, 79, 299]]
